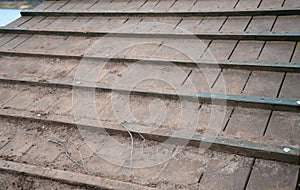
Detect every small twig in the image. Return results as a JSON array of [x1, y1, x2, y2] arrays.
[[120, 123, 134, 169], [48, 139, 90, 174]]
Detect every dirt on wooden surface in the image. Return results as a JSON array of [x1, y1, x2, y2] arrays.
[[0, 170, 98, 190]]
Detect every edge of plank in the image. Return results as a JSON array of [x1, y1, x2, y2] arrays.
[[0, 159, 155, 190]]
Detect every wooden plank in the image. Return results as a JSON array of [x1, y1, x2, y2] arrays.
[[0, 159, 154, 190], [176, 17, 203, 33], [30, 16, 56, 29], [12, 57, 52, 79], [196, 17, 226, 33], [126, 43, 161, 59], [99, 17, 128, 32], [212, 70, 251, 94], [88, 0, 113, 11], [235, 0, 261, 9], [18, 16, 45, 29], [273, 16, 300, 33], [185, 68, 220, 93], [3, 17, 32, 28], [199, 154, 253, 189], [44, 16, 75, 30], [117, 17, 142, 32], [33, 1, 55, 10], [15, 35, 67, 54], [46, 92, 73, 115], [0, 88, 18, 106], [202, 40, 237, 60], [105, 0, 131, 10], [246, 159, 299, 190], [0, 34, 17, 47], [225, 108, 270, 137], [283, 0, 300, 8], [242, 71, 284, 97], [279, 73, 300, 99], [122, 0, 146, 11], [259, 0, 285, 8], [83, 16, 110, 32], [0, 135, 35, 157], [152, 0, 176, 12], [0, 34, 31, 51], [46, 0, 69, 11], [138, 0, 160, 11], [259, 41, 296, 62], [152, 38, 209, 61], [65, 17, 92, 31], [59, 0, 80, 11], [191, 0, 238, 11], [2, 90, 38, 110], [291, 42, 300, 62], [230, 41, 264, 61], [195, 104, 233, 135], [220, 16, 251, 32], [71, 0, 98, 11], [168, 0, 197, 12], [246, 16, 276, 32], [265, 111, 300, 145], [27, 94, 58, 112]]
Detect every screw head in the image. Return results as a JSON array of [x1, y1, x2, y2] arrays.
[[296, 100, 300, 105], [283, 147, 291, 153]]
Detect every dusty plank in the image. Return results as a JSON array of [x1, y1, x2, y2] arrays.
[[0, 159, 154, 190], [230, 41, 264, 61], [199, 154, 253, 189], [246, 159, 299, 190], [242, 71, 284, 97], [291, 42, 300, 62], [283, 0, 300, 8], [258, 41, 296, 62], [3, 17, 32, 28], [212, 69, 250, 94], [273, 16, 300, 33], [279, 73, 300, 99], [202, 40, 237, 60], [191, 0, 238, 11], [265, 111, 300, 146], [196, 17, 226, 33], [220, 16, 251, 32], [259, 0, 285, 8], [224, 108, 270, 138], [246, 16, 276, 32], [235, 0, 261, 9]]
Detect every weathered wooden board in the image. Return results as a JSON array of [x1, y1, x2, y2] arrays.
[[230, 41, 264, 61], [258, 41, 296, 62], [220, 16, 251, 32], [246, 159, 299, 190], [246, 16, 276, 32]]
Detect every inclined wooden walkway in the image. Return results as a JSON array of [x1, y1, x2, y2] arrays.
[[0, 0, 299, 189]]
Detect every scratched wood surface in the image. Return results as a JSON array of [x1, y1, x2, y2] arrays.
[[0, 0, 299, 189]]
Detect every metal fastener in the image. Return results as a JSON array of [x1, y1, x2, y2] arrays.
[[283, 147, 291, 153]]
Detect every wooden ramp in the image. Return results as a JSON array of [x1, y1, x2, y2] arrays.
[[0, 0, 299, 189]]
